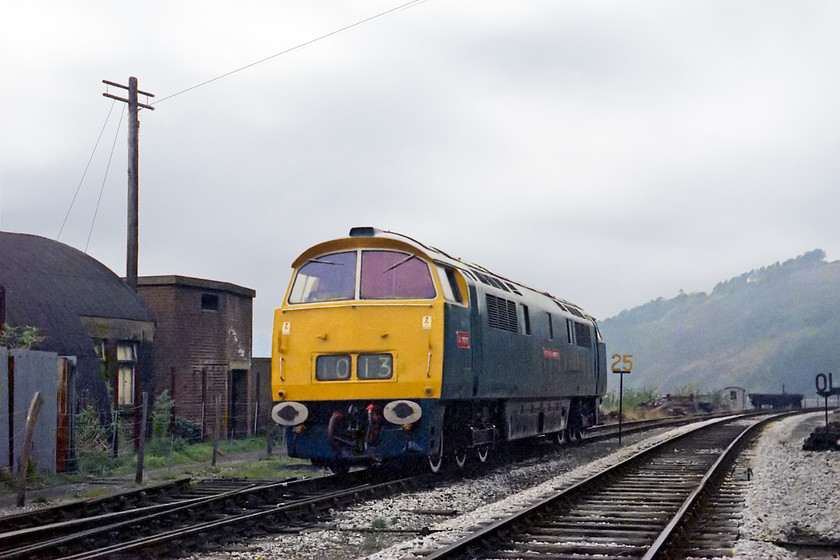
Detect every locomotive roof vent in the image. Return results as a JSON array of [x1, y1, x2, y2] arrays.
[[349, 226, 382, 238]]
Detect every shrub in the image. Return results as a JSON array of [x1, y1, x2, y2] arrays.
[[0, 323, 44, 349], [174, 416, 202, 443]]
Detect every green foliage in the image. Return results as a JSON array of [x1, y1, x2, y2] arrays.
[[673, 382, 702, 397], [0, 460, 47, 493], [0, 323, 44, 349], [75, 405, 111, 455], [602, 387, 659, 411], [173, 416, 202, 443], [74, 405, 130, 474], [150, 390, 174, 439], [706, 389, 724, 405]]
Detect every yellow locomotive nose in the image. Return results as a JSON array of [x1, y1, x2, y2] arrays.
[[271, 401, 309, 426], [383, 400, 422, 425]]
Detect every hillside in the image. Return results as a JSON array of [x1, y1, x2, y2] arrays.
[[599, 250, 840, 396]]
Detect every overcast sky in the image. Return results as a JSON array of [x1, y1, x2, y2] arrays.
[[2, 1, 838, 356]]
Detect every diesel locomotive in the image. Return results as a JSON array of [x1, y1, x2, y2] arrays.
[[270, 227, 607, 473]]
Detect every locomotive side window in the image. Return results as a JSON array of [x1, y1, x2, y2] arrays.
[[522, 305, 531, 335], [316, 354, 352, 380], [436, 265, 465, 304], [289, 251, 357, 303], [360, 251, 436, 300], [548, 312, 554, 340]]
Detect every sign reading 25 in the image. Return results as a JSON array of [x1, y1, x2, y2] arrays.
[[611, 354, 634, 373]]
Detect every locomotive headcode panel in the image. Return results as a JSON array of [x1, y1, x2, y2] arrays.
[[270, 227, 606, 473]]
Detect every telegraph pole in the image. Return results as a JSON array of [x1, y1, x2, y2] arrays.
[[102, 77, 155, 291]]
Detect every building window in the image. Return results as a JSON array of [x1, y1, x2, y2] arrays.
[[94, 340, 138, 406], [202, 293, 219, 311], [117, 343, 136, 405]]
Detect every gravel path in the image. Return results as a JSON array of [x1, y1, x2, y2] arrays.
[[734, 411, 840, 560]]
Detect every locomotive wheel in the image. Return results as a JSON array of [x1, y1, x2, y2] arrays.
[[428, 433, 445, 473], [553, 430, 567, 446], [428, 453, 443, 473], [476, 446, 489, 463], [454, 449, 468, 469]]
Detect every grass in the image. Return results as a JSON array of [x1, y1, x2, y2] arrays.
[[0, 434, 315, 499]]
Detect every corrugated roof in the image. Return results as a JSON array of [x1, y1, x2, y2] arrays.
[[0, 231, 154, 355]]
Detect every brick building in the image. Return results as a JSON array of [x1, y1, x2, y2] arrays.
[[137, 276, 256, 438]]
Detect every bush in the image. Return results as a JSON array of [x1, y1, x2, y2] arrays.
[[173, 416, 202, 443], [150, 390, 174, 440], [74, 404, 129, 473]]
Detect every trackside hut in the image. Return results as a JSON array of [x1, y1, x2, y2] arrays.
[[136, 276, 256, 439]]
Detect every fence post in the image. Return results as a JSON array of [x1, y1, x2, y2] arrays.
[[17, 392, 44, 507], [135, 392, 148, 484], [212, 394, 221, 467]]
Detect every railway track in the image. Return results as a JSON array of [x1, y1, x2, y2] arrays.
[[424, 413, 785, 560], [0, 469, 436, 559], [0, 411, 784, 559]]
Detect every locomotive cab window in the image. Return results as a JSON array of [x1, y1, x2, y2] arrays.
[[360, 251, 436, 300], [289, 251, 357, 303], [289, 250, 436, 303]]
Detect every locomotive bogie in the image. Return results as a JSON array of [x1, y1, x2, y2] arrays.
[[504, 398, 572, 440]]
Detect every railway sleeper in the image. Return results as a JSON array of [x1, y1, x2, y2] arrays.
[[500, 540, 645, 555], [540, 520, 664, 531], [527, 527, 662, 539]]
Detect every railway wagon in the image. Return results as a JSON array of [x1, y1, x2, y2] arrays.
[[270, 227, 607, 472], [748, 393, 803, 409]]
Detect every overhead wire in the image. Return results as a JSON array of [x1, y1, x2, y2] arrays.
[[68, 0, 426, 244], [57, 99, 117, 240], [85, 104, 125, 253], [153, 0, 426, 106]]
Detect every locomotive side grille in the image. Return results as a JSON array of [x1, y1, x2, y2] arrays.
[[487, 294, 519, 333], [574, 321, 592, 347]]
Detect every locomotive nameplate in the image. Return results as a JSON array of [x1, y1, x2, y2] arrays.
[[456, 331, 470, 349], [542, 348, 561, 360]]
